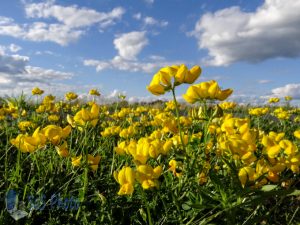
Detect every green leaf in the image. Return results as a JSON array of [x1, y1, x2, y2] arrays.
[[287, 189, 300, 196], [139, 208, 147, 223], [182, 203, 191, 210], [260, 185, 278, 192]]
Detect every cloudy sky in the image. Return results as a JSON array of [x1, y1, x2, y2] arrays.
[[0, 0, 300, 103]]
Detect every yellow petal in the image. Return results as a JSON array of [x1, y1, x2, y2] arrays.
[[147, 84, 165, 96], [185, 65, 201, 84]]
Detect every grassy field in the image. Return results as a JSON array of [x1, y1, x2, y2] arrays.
[[0, 65, 300, 224]]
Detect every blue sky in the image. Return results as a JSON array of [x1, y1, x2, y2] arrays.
[[0, 0, 300, 104]]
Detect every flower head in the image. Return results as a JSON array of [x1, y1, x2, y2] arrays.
[[147, 64, 202, 96], [183, 80, 233, 104], [32, 87, 44, 95]]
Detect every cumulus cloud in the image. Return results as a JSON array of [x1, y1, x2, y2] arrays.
[[114, 31, 148, 60], [143, 16, 168, 27], [0, 50, 74, 96], [24, 1, 125, 29], [271, 83, 300, 99], [0, 53, 29, 74], [84, 30, 183, 73], [0, 16, 84, 45], [0, 44, 22, 55], [0, 1, 125, 45], [191, 0, 300, 66], [84, 56, 180, 73], [133, 13, 168, 27]]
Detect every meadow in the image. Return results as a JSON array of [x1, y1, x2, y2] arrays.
[[0, 65, 299, 224]]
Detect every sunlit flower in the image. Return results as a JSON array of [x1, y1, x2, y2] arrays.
[[32, 87, 44, 95], [55, 141, 69, 157], [71, 155, 82, 167], [87, 154, 101, 171], [269, 97, 280, 103], [65, 92, 78, 101], [183, 80, 233, 103], [114, 166, 135, 195], [147, 64, 201, 95], [89, 89, 101, 96]]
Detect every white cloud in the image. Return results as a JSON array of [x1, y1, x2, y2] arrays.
[[0, 2, 125, 46], [0, 17, 25, 38], [191, 0, 300, 66], [258, 79, 272, 84], [24, 66, 72, 81], [108, 89, 126, 98], [133, 13, 142, 20], [128, 95, 168, 103], [84, 56, 183, 73], [25, 1, 125, 29], [132, 13, 168, 27], [83, 59, 111, 72], [0, 51, 74, 96], [149, 55, 165, 61], [0, 46, 5, 55], [8, 44, 22, 53], [114, 31, 148, 60], [227, 94, 267, 105], [0, 53, 29, 74], [84, 31, 183, 73], [26, 22, 84, 45], [143, 16, 168, 27], [35, 50, 56, 56], [271, 83, 300, 99], [0, 17, 83, 46]]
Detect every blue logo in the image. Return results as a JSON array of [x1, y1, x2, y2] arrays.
[[5, 189, 80, 220], [6, 189, 28, 221]]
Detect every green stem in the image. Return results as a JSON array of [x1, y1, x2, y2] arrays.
[[141, 190, 153, 225], [76, 128, 89, 220], [171, 88, 186, 151]]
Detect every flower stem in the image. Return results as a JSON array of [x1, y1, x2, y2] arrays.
[[171, 88, 186, 151]]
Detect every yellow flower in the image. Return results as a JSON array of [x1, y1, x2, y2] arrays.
[[48, 114, 60, 122], [184, 65, 202, 84], [11, 127, 46, 153], [55, 141, 69, 157], [198, 172, 207, 185], [248, 107, 269, 116], [136, 165, 162, 189], [238, 166, 255, 187], [18, 121, 35, 131], [69, 103, 100, 129], [32, 87, 44, 95], [147, 64, 202, 95], [294, 130, 300, 139], [269, 97, 280, 103], [65, 92, 78, 101], [71, 155, 82, 167], [42, 125, 72, 145], [219, 102, 237, 110], [87, 154, 101, 171], [183, 80, 233, 104], [285, 96, 292, 101], [147, 69, 172, 95], [169, 159, 182, 177], [114, 166, 135, 195], [89, 89, 101, 96], [42, 95, 56, 104]]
